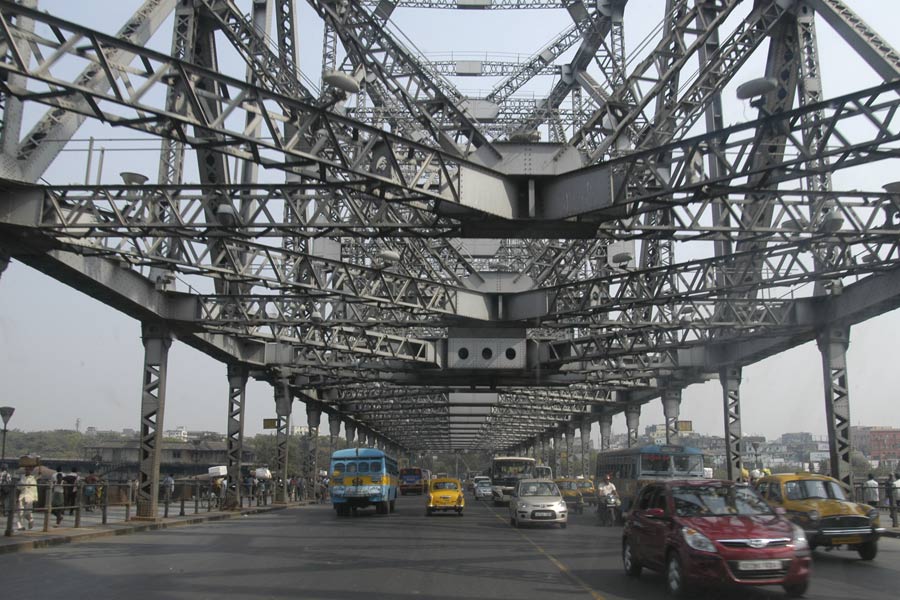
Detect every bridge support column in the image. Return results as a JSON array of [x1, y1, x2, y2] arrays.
[[564, 423, 576, 477], [662, 389, 681, 445], [552, 430, 562, 477], [720, 367, 744, 481], [598, 414, 613, 451], [538, 436, 547, 466], [328, 412, 342, 463], [225, 365, 248, 509], [306, 403, 322, 503], [579, 418, 591, 477], [136, 324, 172, 520], [625, 406, 641, 448], [344, 421, 356, 446], [817, 327, 853, 490], [273, 380, 292, 503]]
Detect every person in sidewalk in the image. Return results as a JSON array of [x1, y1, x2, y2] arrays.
[[863, 473, 880, 505], [51, 472, 66, 527], [16, 466, 38, 530]]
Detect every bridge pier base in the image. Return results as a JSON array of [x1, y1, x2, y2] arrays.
[[720, 367, 744, 481], [662, 389, 682, 445], [224, 365, 248, 510], [625, 406, 641, 448], [273, 379, 292, 504], [135, 324, 171, 521], [817, 327, 853, 491]]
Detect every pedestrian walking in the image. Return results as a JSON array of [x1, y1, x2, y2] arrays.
[[51, 472, 66, 527], [16, 466, 38, 530], [0, 463, 11, 516], [162, 473, 175, 502], [83, 470, 99, 511], [863, 473, 880, 505], [893, 472, 900, 504], [63, 466, 79, 515]]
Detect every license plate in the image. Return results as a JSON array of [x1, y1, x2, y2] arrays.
[[737, 560, 782, 571], [533, 510, 554, 518], [832, 536, 863, 545]]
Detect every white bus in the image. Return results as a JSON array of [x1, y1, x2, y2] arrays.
[[490, 456, 536, 505]]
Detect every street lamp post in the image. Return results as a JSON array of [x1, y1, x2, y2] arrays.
[[0, 406, 14, 463]]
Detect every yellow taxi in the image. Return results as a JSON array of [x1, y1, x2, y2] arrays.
[[756, 472, 884, 560], [425, 477, 465, 516], [554, 478, 585, 514], [577, 478, 596, 507]]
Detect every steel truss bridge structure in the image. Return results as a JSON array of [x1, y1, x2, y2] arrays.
[[0, 0, 898, 516]]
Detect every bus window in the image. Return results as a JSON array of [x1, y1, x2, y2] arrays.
[[333, 462, 345, 474], [673, 454, 703, 475], [346, 462, 358, 473], [641, 453, 671, 474], [370, 462, 382, 473], [358, 462, 370, 473]]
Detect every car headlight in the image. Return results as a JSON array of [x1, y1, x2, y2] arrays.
[[682, 527, 717, 553], [518, 501, 529, 510], [807, 510, 820, 523], [791, 524, 809, 551], [867, 508, 879, 520]]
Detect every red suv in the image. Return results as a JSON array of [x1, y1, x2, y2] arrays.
[[622, 479, 812, 597]]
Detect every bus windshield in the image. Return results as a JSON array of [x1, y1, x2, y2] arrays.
[[491, 458, 535, 486]]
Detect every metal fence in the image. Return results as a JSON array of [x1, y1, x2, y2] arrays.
[[2, 478, 276, 537]]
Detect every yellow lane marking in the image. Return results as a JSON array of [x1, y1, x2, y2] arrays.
[[488, 506, 606, 600]]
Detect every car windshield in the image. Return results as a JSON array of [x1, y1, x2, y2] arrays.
[[476, 481, 491, 487], [672, 485, 773, 517], [784, 479, 848, 501], [557, 481, 578, 490], [578, 481, 593, 490], [519, 482, 560, 497], [433, 481, 458, 490]]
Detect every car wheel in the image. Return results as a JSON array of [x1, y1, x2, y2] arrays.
[[858, 540, 878, 561], [622, 540, 642, 577], [783, 581, 809, 598], [666, 553, 689, 598], [560, 522, 567, 529], [389, 500, 396, 513], [425, 508, 432, 516], [510, 517, 518, 528]]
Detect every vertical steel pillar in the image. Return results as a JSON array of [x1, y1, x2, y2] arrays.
[[579, 418, 591, 478], [625, 406, 641, 448], [720, 367, 744, 481], [274, 379, 292, 503], [136, 324, 171, 519], [344, 421, 356, 446], [817, 327, 853, 490], [662, 389, 682, 445], [0, 0, 36, 163], [564, 423, 576, 477], [538, 436, 547, 466], [552, 431, 562, 476], [598, 414, 613, 451], [225, 364, 248, 508], [306, 403, 322, 502], [328, 412, 342, 459]]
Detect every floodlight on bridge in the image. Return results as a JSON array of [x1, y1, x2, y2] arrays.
[[736, 77, 777, 102], [120, 171, 148, 185]]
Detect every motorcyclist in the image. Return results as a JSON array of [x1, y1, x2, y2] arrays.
[[596, 474, 620, 526], [596, 474, 618, 500]]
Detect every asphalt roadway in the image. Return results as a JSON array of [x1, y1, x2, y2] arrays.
[[1, 493, 898, 600]]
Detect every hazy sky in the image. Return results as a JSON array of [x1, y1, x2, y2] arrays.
[[0, 1, 898, 445]]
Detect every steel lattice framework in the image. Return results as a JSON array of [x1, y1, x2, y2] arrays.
[[0, 0, 898, 470]]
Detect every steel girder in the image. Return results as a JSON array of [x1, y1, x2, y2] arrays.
[[0, 1, 899, 453]]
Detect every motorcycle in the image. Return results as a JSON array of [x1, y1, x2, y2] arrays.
[[598, 493, 620, 526]]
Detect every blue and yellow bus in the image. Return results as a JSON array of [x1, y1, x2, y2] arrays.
[[329, 447, 399, 516], [595, 445, 706, 513]]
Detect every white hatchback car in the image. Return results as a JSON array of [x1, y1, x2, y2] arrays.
[[509, 479, 568, 529], [473, 479, 493, 500]]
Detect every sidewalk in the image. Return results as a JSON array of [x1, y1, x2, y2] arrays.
[[0, 502, 304, 554]]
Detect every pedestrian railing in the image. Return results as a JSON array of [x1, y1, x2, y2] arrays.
[[2, 478, 279, 537]]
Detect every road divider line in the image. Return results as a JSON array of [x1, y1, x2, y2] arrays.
[[487, 504, 606, 600]]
